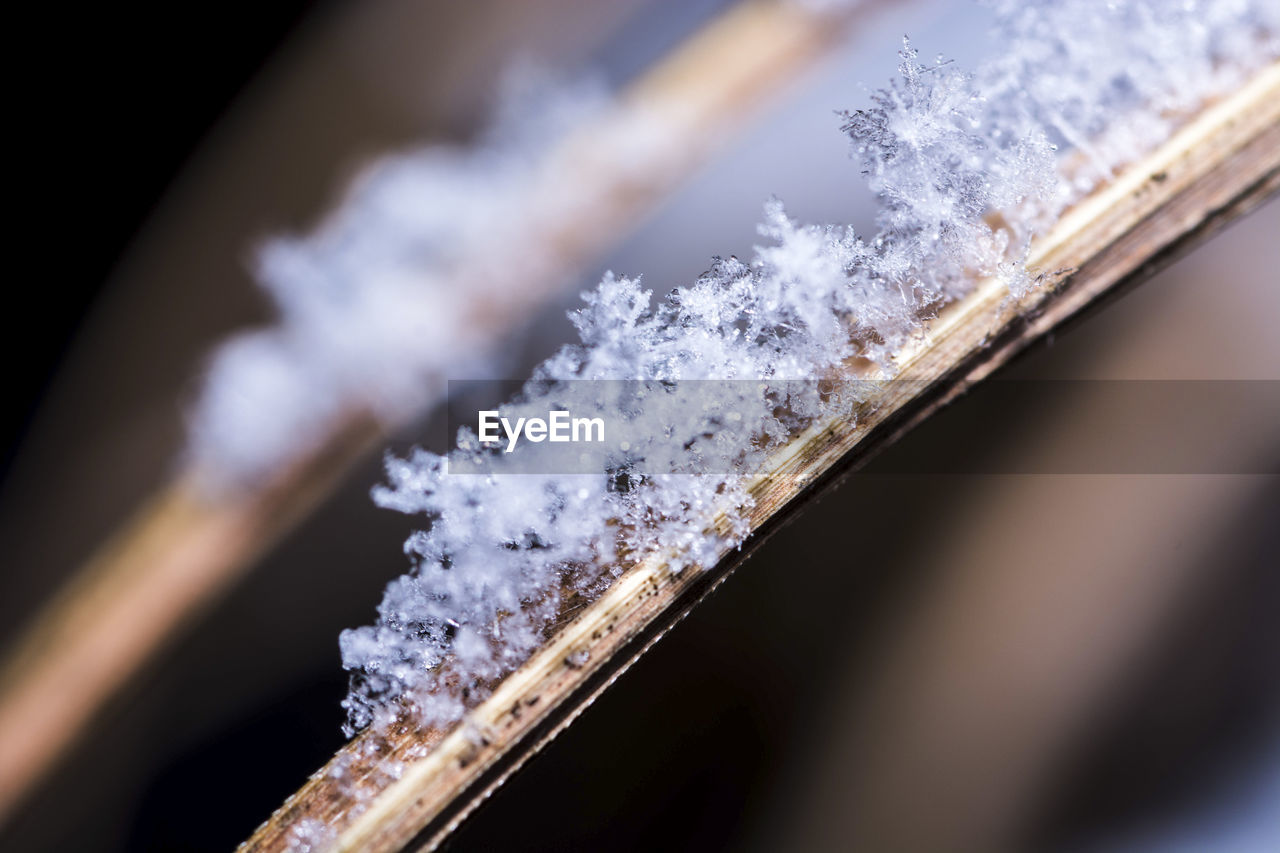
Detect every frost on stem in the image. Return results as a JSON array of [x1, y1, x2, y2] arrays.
[[840, 40, 1055, 301], [186, 69, 614, 489], [982, 0, 1280, 193], [341, 0, 1279, 735]]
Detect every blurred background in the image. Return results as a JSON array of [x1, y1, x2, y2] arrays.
[[2, 1, 1277, 850]]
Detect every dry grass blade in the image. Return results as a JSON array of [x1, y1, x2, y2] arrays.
[[239, 61, 1280, 853], [0, 416, 381, 821], [0, 0, 875, 821]]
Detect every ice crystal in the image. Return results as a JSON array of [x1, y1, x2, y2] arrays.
[[340, 0, 1279, 734], [983, 0, 1280, 194], [286, 818, 335, 853]]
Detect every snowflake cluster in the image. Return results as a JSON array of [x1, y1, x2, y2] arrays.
[[187, 69, 614, 488], [983, 0, 1280, 195], [330, 0, 1279, 735]]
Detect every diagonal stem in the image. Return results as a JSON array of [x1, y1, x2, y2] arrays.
[[239, 60, 1280, 853]]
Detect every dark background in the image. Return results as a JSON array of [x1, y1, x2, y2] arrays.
[[4, 0, 324, 478]]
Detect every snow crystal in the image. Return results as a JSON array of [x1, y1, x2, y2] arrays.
[[338, 0, 1279, 735], [983, 0, 1280, 196], [286, 817, 335, 853]]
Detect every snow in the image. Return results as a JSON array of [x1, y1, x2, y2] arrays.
[[186, 69, 615, 489]]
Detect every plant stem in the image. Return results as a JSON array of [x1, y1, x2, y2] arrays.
[[238, 60, 1280, 853]]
